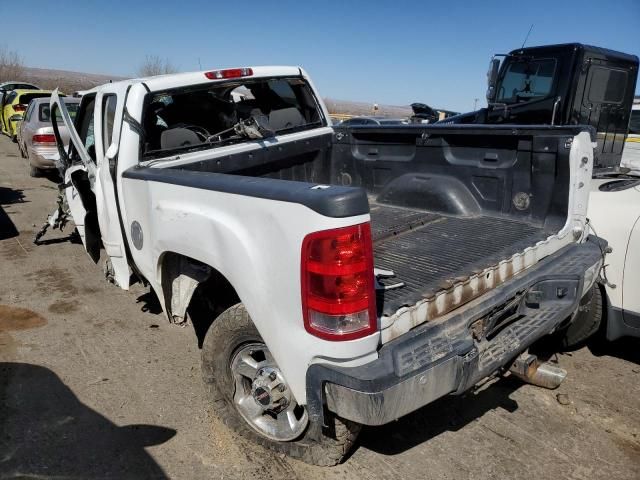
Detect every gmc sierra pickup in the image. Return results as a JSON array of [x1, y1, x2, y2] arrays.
[[46, 66, 603, 465]]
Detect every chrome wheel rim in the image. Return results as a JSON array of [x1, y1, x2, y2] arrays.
[[230, 343, 308, 441]]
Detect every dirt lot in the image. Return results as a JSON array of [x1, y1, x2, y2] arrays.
[[0, 135, 639, 480]]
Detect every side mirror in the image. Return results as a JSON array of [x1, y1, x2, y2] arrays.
[[486, 58, 501, 104]]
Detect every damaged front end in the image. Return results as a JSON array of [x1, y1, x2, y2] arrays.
[[33, 184, 72, 245]]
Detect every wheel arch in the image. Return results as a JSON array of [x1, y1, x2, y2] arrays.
[[157, 251, 241, 347]]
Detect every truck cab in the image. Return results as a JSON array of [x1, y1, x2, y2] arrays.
[[449, 43, 639, 170]]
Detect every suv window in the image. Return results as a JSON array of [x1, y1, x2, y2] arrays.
[[496, 58, 556, 104], [141, 76, 324, 158], [6, 91, 17, 104], [102, 94, 117, 151]]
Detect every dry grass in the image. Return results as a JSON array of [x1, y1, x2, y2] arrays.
[[137, 55, 178, 77], [0, 46, 26, 83]]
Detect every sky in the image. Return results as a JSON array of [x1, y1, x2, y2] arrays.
[[2, 0, 639, 112]]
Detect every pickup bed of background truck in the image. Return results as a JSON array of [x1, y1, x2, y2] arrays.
[[49, 66, 603, 465]]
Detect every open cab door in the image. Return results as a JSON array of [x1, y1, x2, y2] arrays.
[[51, 90, 101, 261], [51, 89, 131, 289]]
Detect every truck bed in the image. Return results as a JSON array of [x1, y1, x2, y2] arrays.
[[170, 124, 581, 321], [369, 203, 551, 316]]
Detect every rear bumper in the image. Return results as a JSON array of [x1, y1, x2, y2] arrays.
[[306, 238, 604, 426], [605, 305, 640, 341], [29, 146, 58, 169]]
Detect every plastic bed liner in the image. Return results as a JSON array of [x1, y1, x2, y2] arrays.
[[370, 203, 552, 317]]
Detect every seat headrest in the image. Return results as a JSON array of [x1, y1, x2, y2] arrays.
[[268, 108, 305, 131], [160, 128, 201, 150]]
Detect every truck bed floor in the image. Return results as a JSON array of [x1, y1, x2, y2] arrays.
[[370, 203, 552, 316]]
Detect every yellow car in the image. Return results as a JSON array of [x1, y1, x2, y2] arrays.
[[0, 89, 60, 141]]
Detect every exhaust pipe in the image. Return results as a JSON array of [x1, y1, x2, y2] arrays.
[[509, 353, 567, 389]]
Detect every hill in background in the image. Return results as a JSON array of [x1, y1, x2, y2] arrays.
[[22, 66, 125, 94], [323, 98, 412, 118], [21, 66, 413, 117]]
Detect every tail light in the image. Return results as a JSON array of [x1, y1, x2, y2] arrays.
[[301, 223, 377, 341], [13, 104, 27, 112], [32, 134, 56, 145], [205, 68, 253, 80]]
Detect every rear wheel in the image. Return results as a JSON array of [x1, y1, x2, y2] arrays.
[[560, 285, 603, 349], [201, 303, 360, 466], [29, 163, 41, 178]]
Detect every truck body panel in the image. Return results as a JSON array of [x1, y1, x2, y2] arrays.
[[49, 66, 600, 420]]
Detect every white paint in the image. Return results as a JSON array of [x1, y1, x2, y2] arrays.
[[57, 67, 376, 404], [52, 88, 131, 289], [56, 65, 600, 407], [587, 178, 640, 316]]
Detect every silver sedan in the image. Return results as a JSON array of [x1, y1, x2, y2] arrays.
[[17, 97, 80, 176]]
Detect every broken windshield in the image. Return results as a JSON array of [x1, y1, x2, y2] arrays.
[[496, 58, 556, 104], [141, 77, 324, 159]]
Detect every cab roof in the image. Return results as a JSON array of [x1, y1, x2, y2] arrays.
[[81, 66, 305, 94], [509, 43, 639, 65]]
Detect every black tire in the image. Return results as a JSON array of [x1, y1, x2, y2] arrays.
[[29, 164, 41, 178], [560, 285, 603, 349], [201, 303, 360, 466]]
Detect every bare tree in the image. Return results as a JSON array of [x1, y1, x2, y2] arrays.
[[0, 45, 25, 82], [137, 55, 178, 77]]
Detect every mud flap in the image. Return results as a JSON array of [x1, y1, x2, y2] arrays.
[[162, 255, 212, 325]]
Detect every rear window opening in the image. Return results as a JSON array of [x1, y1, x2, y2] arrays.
[[40, 102, 79, 123], [18, 93, 56, 106], [141, 77, 324, 159]]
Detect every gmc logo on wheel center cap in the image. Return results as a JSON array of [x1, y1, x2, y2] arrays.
[[253, 387, 271, 406]]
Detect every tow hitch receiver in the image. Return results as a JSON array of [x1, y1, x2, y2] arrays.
[[508, 352, 567, 389]]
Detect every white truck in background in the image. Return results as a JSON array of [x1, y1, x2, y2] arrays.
[[561, 102, 640, 345], [45, 66, 603, 465], [584, 163, 640, 342], [621, 103, 640, 170]]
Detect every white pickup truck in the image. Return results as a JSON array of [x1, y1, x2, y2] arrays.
[[47, 66, 603, 465]]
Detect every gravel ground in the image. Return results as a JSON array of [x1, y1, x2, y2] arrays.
[[0, 134, 638, 479]]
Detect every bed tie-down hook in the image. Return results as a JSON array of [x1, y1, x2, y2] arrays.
[[374, 268, 405, 291]]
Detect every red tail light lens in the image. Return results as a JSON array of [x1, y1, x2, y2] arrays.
[[32, 134, 56, 145], [301, 223, 377, 341], [14, 104, 27, 112], [205, 68, 253, 80]]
